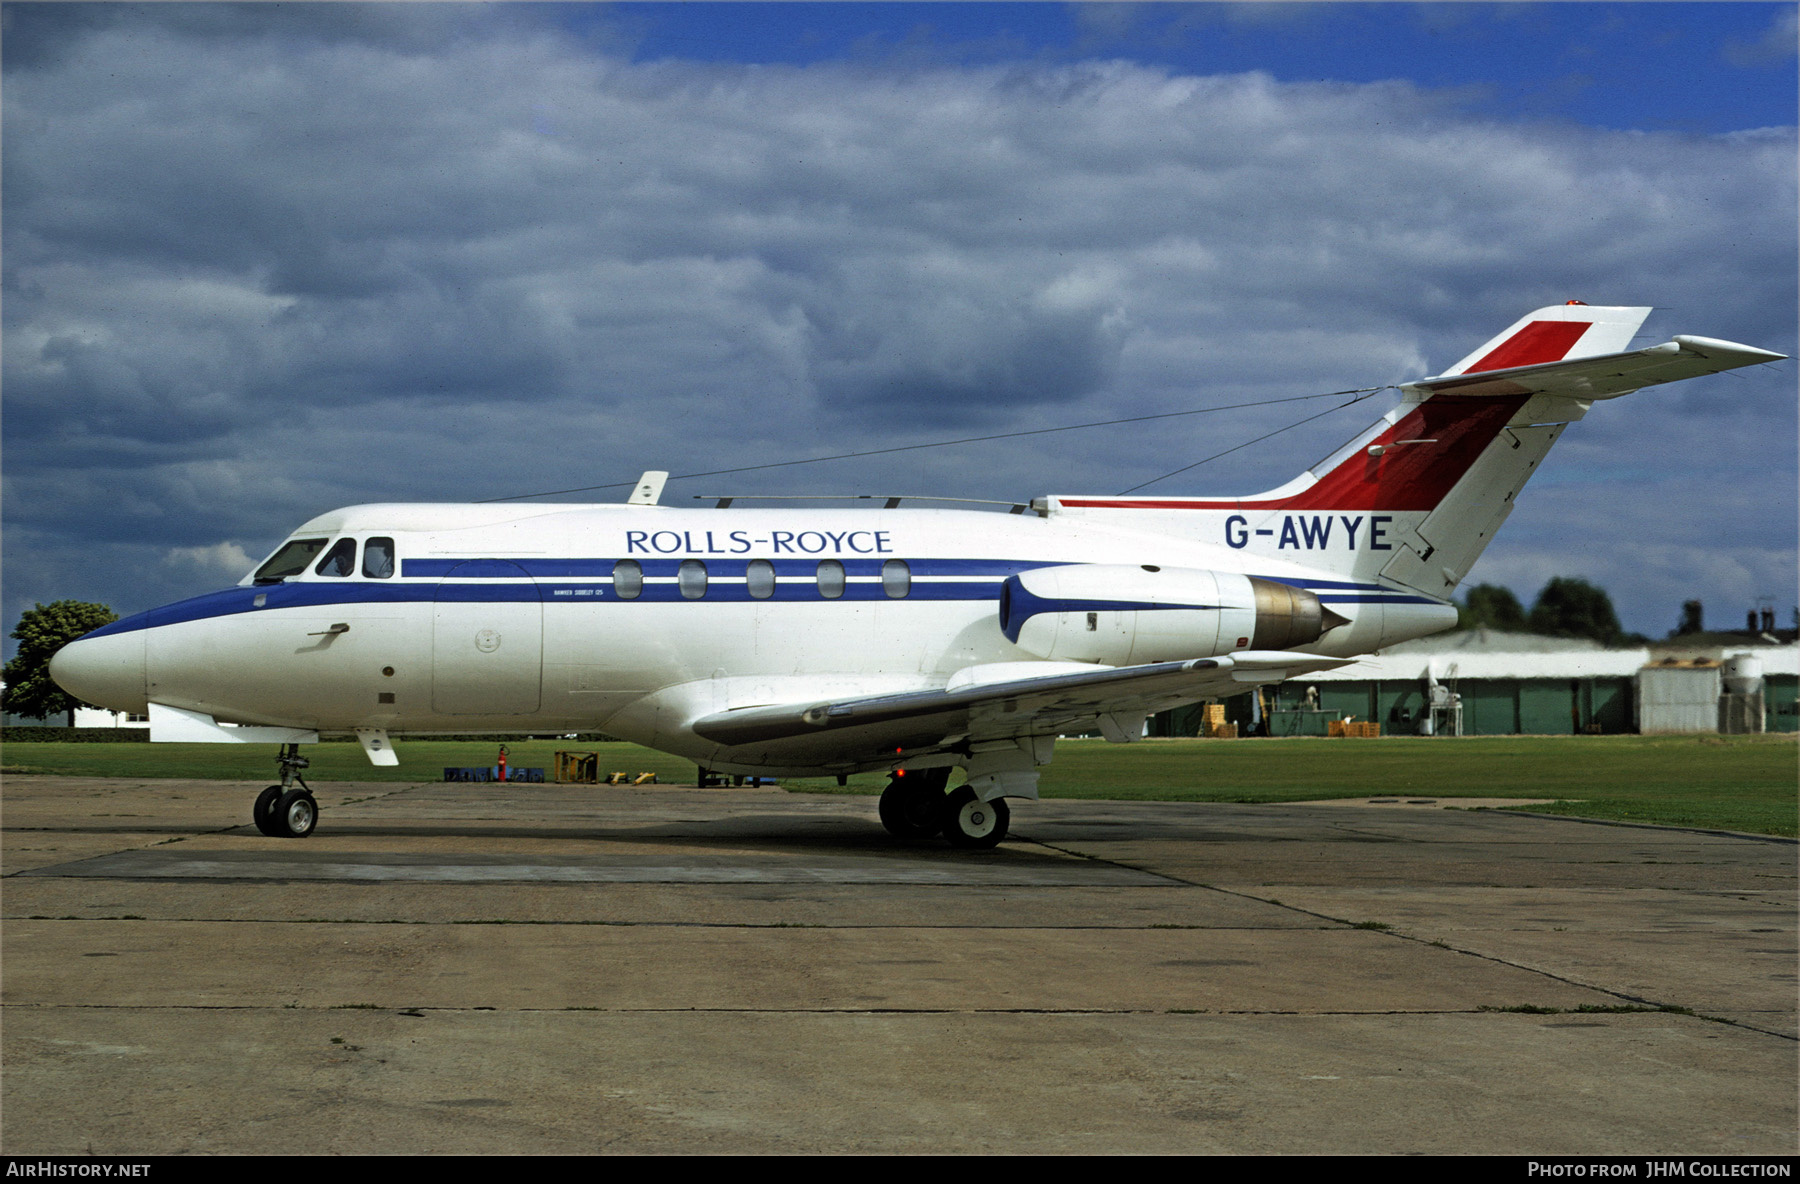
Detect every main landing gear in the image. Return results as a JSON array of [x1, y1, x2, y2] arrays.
[[941, 785, 1009, 850], [878, 768, 1011, 849], [878, 768, 949, 838], [253, 743, 318, 838]]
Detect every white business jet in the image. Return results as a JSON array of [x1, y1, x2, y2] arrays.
[[49, 304, 1783, 846]]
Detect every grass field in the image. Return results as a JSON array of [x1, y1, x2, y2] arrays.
[[4, 733, 1794, 836]]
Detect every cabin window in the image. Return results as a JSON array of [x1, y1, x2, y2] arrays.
[[882, 559, 911, 599], [678, 559, 708, 599], [746, 559, 776, 600], [362, 537, 395, 579], [254, 538, 328, 584], [314, 538, 358, 578], [816, 559, 845, 599], [612, 559, 643, 600]]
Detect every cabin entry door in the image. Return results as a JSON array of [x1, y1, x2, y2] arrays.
[[431, 560, 543, 715]]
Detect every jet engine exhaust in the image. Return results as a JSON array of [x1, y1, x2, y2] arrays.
[[1248, 577, 1342, 650]]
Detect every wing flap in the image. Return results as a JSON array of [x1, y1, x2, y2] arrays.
[[1405, 336, 1785, 402], [689, 652, 1350, 750]]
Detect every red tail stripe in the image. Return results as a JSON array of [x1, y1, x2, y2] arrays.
[[1464, 320, 1590, 373], [1060, 395, 1527, 513]]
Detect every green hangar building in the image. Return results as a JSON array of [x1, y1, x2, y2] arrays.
[[1156, 629, 1798, 738]]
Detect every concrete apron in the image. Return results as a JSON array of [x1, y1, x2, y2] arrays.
[[2, 777, 1793, 1155]]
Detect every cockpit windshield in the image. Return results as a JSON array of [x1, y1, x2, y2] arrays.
[[253, 538, 328, 584]]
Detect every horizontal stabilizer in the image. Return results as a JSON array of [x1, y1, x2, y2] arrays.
[[1405, 336, 1785, 402]]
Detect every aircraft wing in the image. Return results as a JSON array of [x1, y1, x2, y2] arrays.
[[688, 651, 1349, 756], [1404, 335, 1785, 402]]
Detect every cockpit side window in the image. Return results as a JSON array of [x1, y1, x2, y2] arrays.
[[362, 537, 396, 579], [314, 538, 358, 578], [254, 538, 329, 584]]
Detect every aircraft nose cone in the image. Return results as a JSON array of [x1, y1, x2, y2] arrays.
[[49, 629, 148, 715]]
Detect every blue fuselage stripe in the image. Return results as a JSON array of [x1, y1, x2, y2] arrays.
[[81, 558, 1444, 637], [401, 556, 1052, 579]]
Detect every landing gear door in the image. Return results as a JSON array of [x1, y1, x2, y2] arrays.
[[432, 560, 543, 714]]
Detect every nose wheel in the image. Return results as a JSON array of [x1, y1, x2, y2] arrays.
[[252, 786, 284, 835], [252, 744, 318, 838], [274, 788, 318, 837]]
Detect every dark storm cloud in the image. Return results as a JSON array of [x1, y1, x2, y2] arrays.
[[0, 2, 498, 70], [2, 3, 1794, 639]]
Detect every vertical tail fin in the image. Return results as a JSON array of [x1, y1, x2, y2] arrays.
[[1440, 301, 1649, 376], [1049, 303, 1781, 596]]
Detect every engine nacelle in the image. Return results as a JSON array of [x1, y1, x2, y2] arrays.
[[998, 565, 1334, 665]]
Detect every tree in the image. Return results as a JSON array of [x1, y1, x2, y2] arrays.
[[1457, 583, 1528, 631], [1528, 577, 1625, 646], [2, 601, 118, 725]]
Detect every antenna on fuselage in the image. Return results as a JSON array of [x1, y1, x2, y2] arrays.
[[626, 471, 668, 506]]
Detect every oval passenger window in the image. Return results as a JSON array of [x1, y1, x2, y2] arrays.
[[612, 559, 643, 600], [882, 559, 911, 599], [678, 559, 708, 599], [747, 559, 776, 600]]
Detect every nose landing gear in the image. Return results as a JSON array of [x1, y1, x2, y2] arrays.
[[252, 743, 318, 838]]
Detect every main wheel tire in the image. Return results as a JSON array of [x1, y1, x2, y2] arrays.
[[941, 785, 1009, 849], [275, 788, 318, 838], [878, 775, 945, 839], [252, 786, 285, 836]]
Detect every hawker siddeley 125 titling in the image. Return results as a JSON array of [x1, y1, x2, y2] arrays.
[[51, 303, 1785, 846]]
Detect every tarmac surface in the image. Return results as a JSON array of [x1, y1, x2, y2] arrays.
[[2, 775, 1795, 1155]]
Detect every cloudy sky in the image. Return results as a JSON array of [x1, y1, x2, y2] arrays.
[[4, 1, 1795, 651]]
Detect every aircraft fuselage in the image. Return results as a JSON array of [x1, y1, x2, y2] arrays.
[[55, 501, 1453, 776]]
